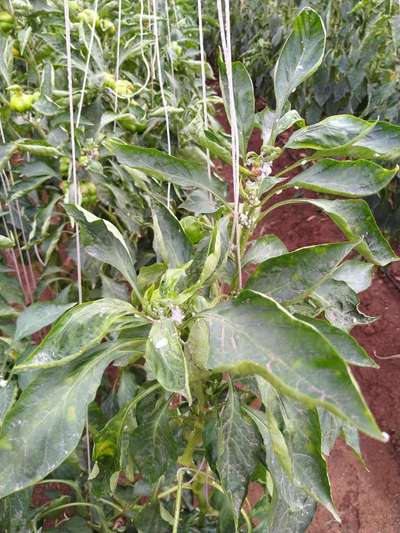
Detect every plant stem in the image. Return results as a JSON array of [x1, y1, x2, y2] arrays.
[[172, 469, 184, 533], [256, 198, 302, 225]]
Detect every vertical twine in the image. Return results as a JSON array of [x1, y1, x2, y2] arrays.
[[216, 0, 242, 288], [152, 0, 172, 207]]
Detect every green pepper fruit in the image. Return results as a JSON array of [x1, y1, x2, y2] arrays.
[[59, 156, 70, 177], [77, 9, 98, 27], [80, 181, 97, 207], [181, 216, 206, 244], [8, 86, 37, 112], [0, 11, 14, 33], [114, 79, 135, 97], [99, 18, 115, 34], [78, 155, 89, 168], [103, 73, 116, 90]]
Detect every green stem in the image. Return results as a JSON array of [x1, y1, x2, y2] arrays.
[[256, 198, 302, 225], [273, 157, 311, 178], [172, 469, 184, 533]]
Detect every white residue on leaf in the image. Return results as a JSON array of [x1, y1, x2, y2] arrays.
[[155, 337, 168, 349]]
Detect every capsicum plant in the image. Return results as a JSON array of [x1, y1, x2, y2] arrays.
[[1, 7, 399, 533]]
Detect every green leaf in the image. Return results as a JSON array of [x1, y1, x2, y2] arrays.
[[0, 487, 33, 533], [65, 204, 139, 290], [0, 343, 126, 499], [243, 235, 288, 266], [92, 383, 159, 496], [15, 302, 76, 341], [304, 198, 398, 266], [318, 408, 341, 456], [259, 491, 317, 533], [354, 120, 400, 160], [297, 315, 377, 367], [219, 61, 255, 157], [214, 385, 260, 520], [146, 318, 191, 402], [290, 159, 398, 197], [151, 202, 193, 268], [285, 114, 372, 151], [248, 400, 337, 520], [106, 139, 225, 198], [8, 175, 53, 202], [274, 8, 326, 114], [129, 401, 178, 482], [246, 242, 355, 304], [0, 235, 14, 249], [281, 198, 397, 266], [0, 143, 15, 171], [332, 259, 373, 293], [0, 382, 17, 425], [285, 116, 400, 160], [134, 501, 170, 533], [313, 279, 376, 332], [15, 139, 61, 157], [275, 110, 305, 137], [253, 377, 337, 517], [16, 298, 134, 369], [195, 289, 383, 439]]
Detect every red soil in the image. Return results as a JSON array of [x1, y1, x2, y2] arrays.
[[216, 105, 400, 532]]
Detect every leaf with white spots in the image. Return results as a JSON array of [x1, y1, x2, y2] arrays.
[[146, 318, 191, 403], [246, 242, 355, 304], [65, 204, 139, 291], [194, 289, 383, 440], [16, 298, 135, 369], [0, 341, 132, 499], [213, 385, 260, 522]]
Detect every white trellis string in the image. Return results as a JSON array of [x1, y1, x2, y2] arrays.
[[164, 0, 176, 101], [64, 0, 91, 482], [132, 0, 152, 97], [0, 204, 24, 287], [0, 117, 34, 303], [0, 188, 26, 297], [76, 0, 99, 128], [197, 0, 211, 180], [0, 172, 33, 303], [64, 0, 83, 305], [152, 0, 172, 207], [114, 0, 122, 115], [216, 0, 242, 288]]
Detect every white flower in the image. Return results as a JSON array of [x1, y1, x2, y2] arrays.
[[239, 212, 251, 228], [0, 379, 7, 388], [260, 162, 272, 178], [171, 306, 185, 324]]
